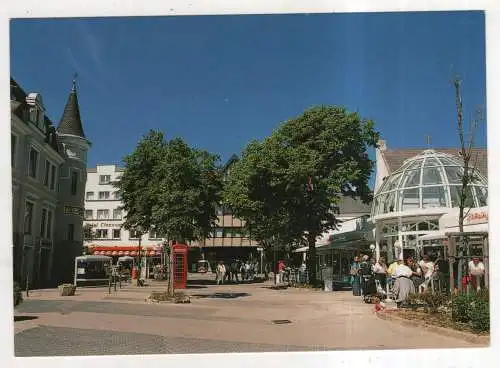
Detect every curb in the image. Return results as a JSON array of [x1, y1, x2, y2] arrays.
[[376, 310, 489, 345]]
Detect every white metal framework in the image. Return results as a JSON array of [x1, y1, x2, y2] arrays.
[[372, 150, 488, 261], [372, 149, 487, 216]]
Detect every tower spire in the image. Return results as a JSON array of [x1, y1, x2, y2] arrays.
[[56, 74, 86, 138]]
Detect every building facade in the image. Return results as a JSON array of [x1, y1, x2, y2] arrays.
[[11, 77, 91, 288], [84, 157, 261, 272], [371, 139, 488, 262], [83, 164, 164, 253]]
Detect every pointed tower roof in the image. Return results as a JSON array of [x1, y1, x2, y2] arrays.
[[57, 75, 86, 138]]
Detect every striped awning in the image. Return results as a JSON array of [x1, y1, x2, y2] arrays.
[[90, 246, 162, 257]]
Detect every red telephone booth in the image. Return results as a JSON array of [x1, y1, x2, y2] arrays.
[[172, 243, 188, 289]]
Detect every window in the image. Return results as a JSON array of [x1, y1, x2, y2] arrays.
[[96, 229, 108, 239], [112, 229, 121, 239], [44, 161, 50, 187], [129, 230, 141, 239], [97, 209, 109, 219], [50, 164, 56, 190], [401, 170, 421, 188], [70, 170, 78, 195], [46, 210, 53, 239], [40, 208, 48, 237], [99, 175, 111, 185], [98, 191, 110, 200], [24, 201, 34, 235], [86, 192, 95, 200], [113, 191, 122, 200], [113, 209, 122, 220], [67, 224, 75, 241], [11, 134, 17, 167], [28, 148, 39, 179], [215, 227, 223, 238], [400, 188, 420, 211], [85, 210, 93, 220], [475, 187, 488, 207], [149, 229, 163, 239], [422, 187, 447, 208]]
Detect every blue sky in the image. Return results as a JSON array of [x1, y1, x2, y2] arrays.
[[10, 11, 486, 187]]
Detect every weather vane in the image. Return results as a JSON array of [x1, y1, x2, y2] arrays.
[[72, 72, 78, 91]]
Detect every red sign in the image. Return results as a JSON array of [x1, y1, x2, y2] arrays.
[[466, 211, 488, 224]]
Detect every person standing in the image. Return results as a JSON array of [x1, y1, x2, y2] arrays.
[[407, 257, 423, 291], [418, 254, 435, 293], [468, 257, 485, 291], [373, 257, 388, 290], [230, 259, 240, 283], [277, 260, 286, 284], [350, 256, 361, 296], [216, 261, 226, 285]]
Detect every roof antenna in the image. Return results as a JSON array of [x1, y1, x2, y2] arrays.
[[425, 135, 432, 149], [72, 72, 78, 92]]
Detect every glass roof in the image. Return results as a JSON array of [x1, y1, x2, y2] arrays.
[[372, 149, 488, 216]]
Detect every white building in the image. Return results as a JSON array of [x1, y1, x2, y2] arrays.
[[371, 140, 488, 262], [11, 77, 91, 288], [83, 164, 163, 257]]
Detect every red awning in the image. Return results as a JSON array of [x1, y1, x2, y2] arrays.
[[89, 246, 164, 257]]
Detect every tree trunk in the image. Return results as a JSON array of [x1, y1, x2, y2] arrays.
[[167, 241, 174, 296], [307, 233, 317, 285]]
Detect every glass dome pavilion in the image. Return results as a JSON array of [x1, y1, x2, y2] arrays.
[[371, 149, 488, 262], [372, 149, 488, 216]]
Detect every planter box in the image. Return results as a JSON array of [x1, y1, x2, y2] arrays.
[[59, 285, 76, 296]]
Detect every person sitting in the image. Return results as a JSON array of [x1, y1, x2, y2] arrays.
[[392, 258, 416, 306]]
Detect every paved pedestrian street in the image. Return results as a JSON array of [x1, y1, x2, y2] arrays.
[[14, 278, 480, 356]]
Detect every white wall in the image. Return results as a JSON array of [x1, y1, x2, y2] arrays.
[[374, 139, 389, 195], [84, 164, 162, 247]]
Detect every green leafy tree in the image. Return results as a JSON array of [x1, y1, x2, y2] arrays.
[[224, 106, 379, 283], [152, 138, 223, 244], [116, 131, 223, 290]]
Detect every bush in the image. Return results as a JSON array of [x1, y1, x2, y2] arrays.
[[419, 291, 449, 313], [13, 281, 23, 307], [452, 290, 490, 332], [470, 298, 489, 332]]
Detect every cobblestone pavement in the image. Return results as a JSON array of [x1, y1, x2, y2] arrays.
[[14, 279, 479, 356], [15, 326, 323, 356]]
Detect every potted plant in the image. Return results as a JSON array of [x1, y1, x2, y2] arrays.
[[58, 283, 76, 296]]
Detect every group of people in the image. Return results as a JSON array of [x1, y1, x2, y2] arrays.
[[350, 252, 486, 305], [350, 253, 440, 305], [215, 259, 259, 284]]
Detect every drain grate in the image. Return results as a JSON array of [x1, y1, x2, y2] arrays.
[[271, 319, 292, 325]]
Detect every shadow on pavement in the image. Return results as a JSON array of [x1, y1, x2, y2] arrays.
[[14, 315, 39, 322], [191, 292, 251, 299], [185, 285, 208, 289]]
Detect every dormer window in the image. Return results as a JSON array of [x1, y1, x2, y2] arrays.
[[26, 92, 46, 132]]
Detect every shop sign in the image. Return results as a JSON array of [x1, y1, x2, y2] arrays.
[[86, 222, 122, 228], [64, 205, 84, 217], [466, 211, 488, 225]]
